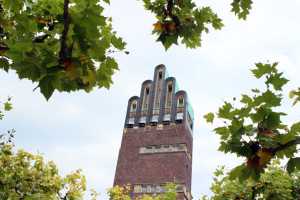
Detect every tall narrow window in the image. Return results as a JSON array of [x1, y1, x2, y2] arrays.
[[154, 70, 163, 109], [165, 82, 173, 108], [131, 100, 137, 111], [178, 95, 184, 107], [143, 85, 151, 110]]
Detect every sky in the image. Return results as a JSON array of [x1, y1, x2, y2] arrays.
[[1, 0, 300, 199]]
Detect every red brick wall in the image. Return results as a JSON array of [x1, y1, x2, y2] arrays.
[[113, 124, 193, 198]]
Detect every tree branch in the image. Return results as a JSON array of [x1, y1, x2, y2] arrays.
[[167, 0, 181, 29], [59, 0, 70, 65], [0, 45, 9, 51], [33, 34, 49, 44], [268, 138, 298, 156]]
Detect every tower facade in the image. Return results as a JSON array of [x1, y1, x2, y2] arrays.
[[113, 65, 194, 200]]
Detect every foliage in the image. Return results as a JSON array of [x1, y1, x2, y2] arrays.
[[202, 159, 300, 200], [0, 0, 126, 100], [0, 0, 256, 99], [204, 62, 300, 182], [230, 0, 253, 20], [107, 182, 178, 200], [140, 0, 223, 50]]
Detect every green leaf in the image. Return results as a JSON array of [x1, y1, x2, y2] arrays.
[[240, 94, 252, 104], [263, 111, 281, 130], [111, 35, 126, 50], [4, 50, 23, 63], [4, 102, 13, 111], [266, 72, 289, 91], [106, 57, 118, 70], [214, 126, 230, 140], [232, 127, 245, 140], [251, 89, 260, 93], [17, 61, 41, 81], [239, 144, 252, 158], [229, 164, 245, 180], [254, 90, 281, 107], [39, 75, 61, 100], [204, 112, 214, 123], [231, 0, 253, 20], [289, 90, 296, 99], [251, 62, 272, 78], [103, 0, 110, 5], [218, 102, 233, 119], [241, 166, 251, 180], [286, 157, 300, 174], [229, 117, 243, 134], [250, 166, 260, 181], [161, 34, 178, 51], [0, 58, 10, 72]]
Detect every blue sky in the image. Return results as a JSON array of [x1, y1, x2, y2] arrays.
[[1, 0, 300, 199]]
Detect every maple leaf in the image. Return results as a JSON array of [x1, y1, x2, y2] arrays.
[[154, 21, 168, 34], [167, 21, 176, 32], [257, 149, 272, 166], [154, 22, 164, 31], [64, 59, 74, 80], [247, 156, 263, 170]]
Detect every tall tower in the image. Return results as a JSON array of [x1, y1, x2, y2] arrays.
[[113, 65, 194, 200]]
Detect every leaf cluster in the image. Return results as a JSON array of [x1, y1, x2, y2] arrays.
[[107, 182, 178, 200], [231, 0, 253, 20], [140, 0, 224, 50], [0, 135, 87, 199], [203, 159, 300, 200], [0, 0, 126, 100], [204, 62, 300, 182]]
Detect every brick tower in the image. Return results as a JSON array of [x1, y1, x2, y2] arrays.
[[113, 65, 194, 200]]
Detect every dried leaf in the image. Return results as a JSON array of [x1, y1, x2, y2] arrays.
[[247, 156, 262, 169], [257, 149, 272, 166], [64, 59, 74, 80], [167, 21, 176, 31], [154, 22, 164, 31], [186, 17, 195, 22], [262, 129, 276, 138], [292, 100, 297, 107]]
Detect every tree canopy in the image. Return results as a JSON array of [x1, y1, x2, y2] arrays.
[[204, 62, 300, 182], [0, 0, 253, 100], [202, 159, 300, 200], [0, 99, 90, 199]]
